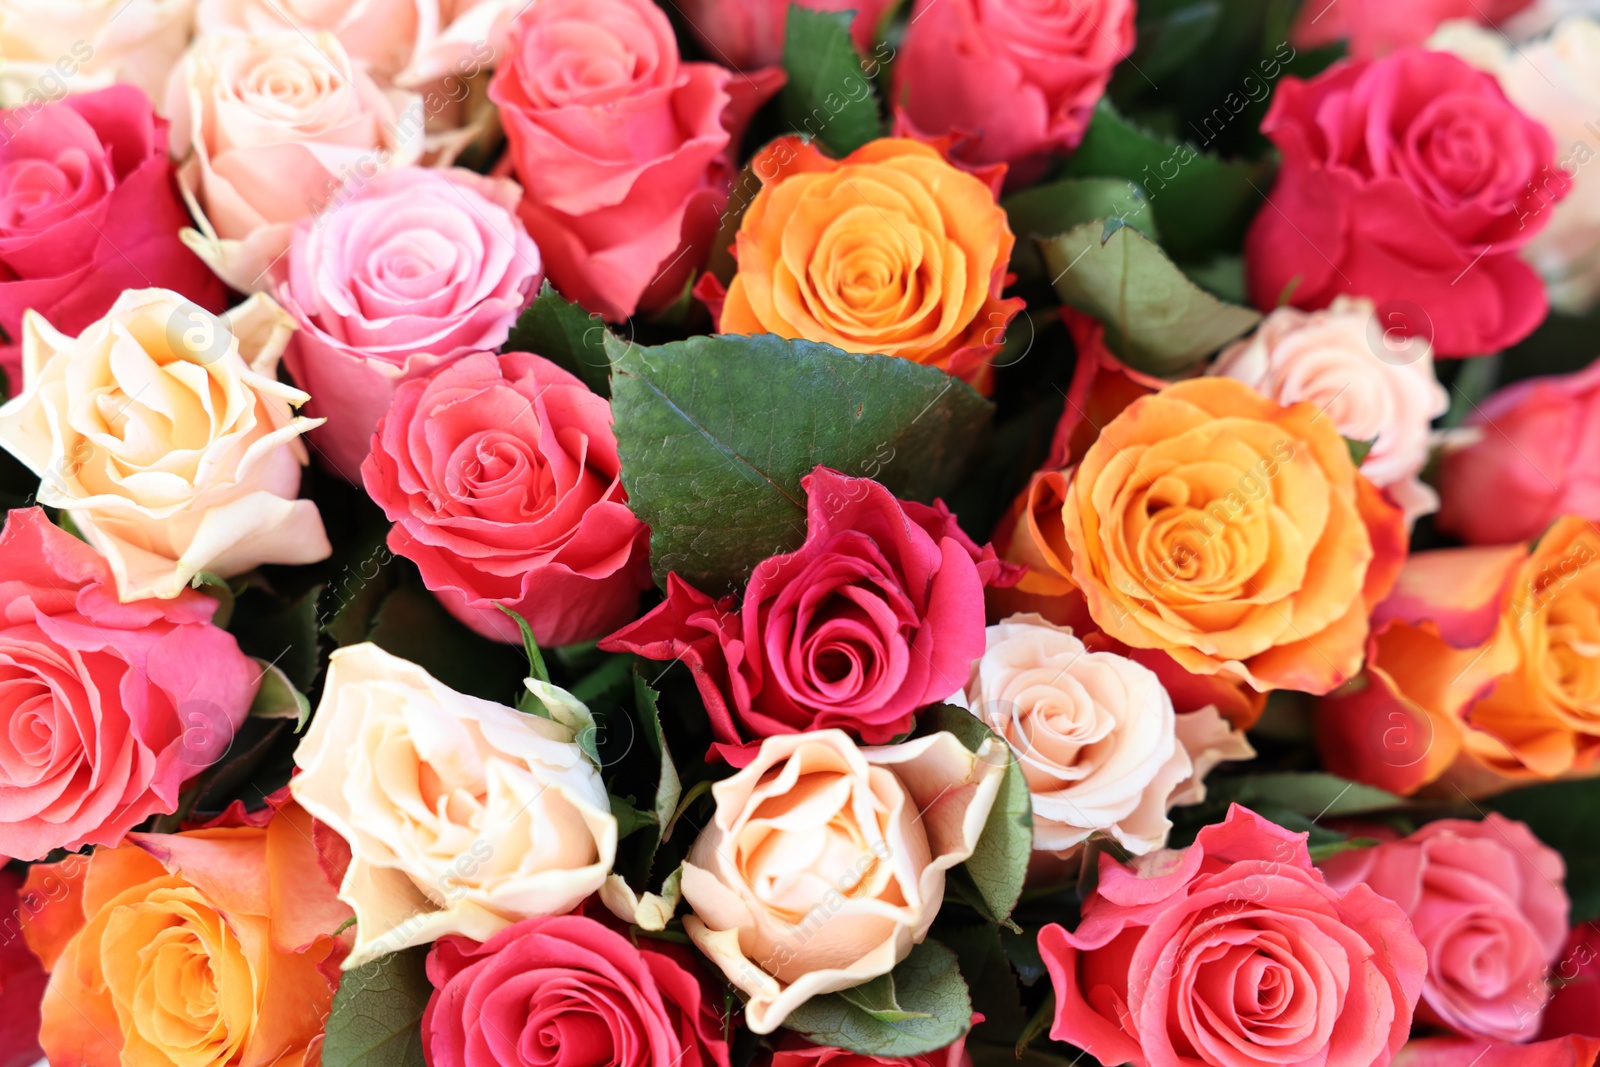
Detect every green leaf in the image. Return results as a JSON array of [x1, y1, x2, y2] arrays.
[[188, 571, 237, 629], [321, 948, 429, 1067], [782, 939, 973, 1057], [610, 794, 657, 839], [502, 280, 614, 396], [497, 605, 554, 718], [1345, 437, 1375, 465], [228, 585, 322, 692], [569, 653, 635, 707], [365, 584, 526, 702], [938, 923, 1027, 1035], [1129, 1, 1223, 81], [1485, 778, 1600, 922], [1002, 177, 1157, 281], [635, 670, 682, 837], [1185, 254, 1248, 304], [247, 659, 311, 731], [606, 332, 992, 592], [780, 5, 883, 157], [837, 972, 932, 1023], [1040, 220, 1260, 375], [1207, 772, 1408, 819]]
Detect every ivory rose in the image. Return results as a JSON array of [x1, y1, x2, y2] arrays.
[[0, 0, 194, 108], [290, 642, 618, 969], [680, 729, 1007, 1034], [166, 29, 424, 293], [1040, 804, 1428, 1067], [954, 614, 1253, 858], [277, 167, 542, 480], [1208, 297, 1449, 523], [0, 289, 330, 602]]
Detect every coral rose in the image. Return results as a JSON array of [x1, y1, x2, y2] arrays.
[[290, 643, 618, 968], [490, 0, 781, 321], [1397, 1036, 1600, 1067], [602, 466, 1017, 764], [1245, 48, 1570, 356], [1322, 815, 1569, 1042], [0, 289, 331, 601], [1292, 0, 1532, 57], [0, 508, 257, 860], [422, 914, 729, 1067], [702, 137, 1024, 392], [1040, 804, 1427, 1067], [19, 800, 352, 1067], [676, 0, 894, 69], [680, 728, 1006, 1033], [362, 350, 650, 648], [0, 0, 193, 108]]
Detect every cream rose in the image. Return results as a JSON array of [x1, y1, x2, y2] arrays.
[[0, 0, 194, 109], [291, 642, 618, 969], [166, 29, 424, 293], [1207, 296, 1449, 522], [954, 615, 1252, 859], [0, 288, 330, 601], [680, 729, 1006, 1035]]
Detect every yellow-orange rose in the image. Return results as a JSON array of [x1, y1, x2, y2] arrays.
[[706, 136, 1024, 391]]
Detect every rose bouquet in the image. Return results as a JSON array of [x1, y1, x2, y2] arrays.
[[1, 1, 1600, 1066]]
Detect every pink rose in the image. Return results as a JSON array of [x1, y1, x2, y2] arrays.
[[0, 867, 46, 1067], [1040, 804, 1427, 1067], [488, 0, 781, 321], [1292, 0, 1533, 58], [601, 466, 1018, 764], [422, 914, 730, 1067], [0, 508, 258, 860], [895, 0, 1135, 178], [675, 0, 893, 70], [1396, 1036, 1600, 1067], [1436, 360, 1600, 544], [277, 167, 542, 480], [362, 350, 650, 647], [1542, 923, 1600, 1040], [0, 85, 224, 396], [1321, 815, 1569, 1042]]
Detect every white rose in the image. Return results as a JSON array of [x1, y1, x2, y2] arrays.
[[0, 0, 194, 110], [291, 643, 619, 969]]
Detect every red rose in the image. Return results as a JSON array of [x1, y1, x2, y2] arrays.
[[0, 867, 46, 1067], [362, 351, 651, 648], [422, 914, 730, 1067], [1292, 0, 1533, 59], [1040, 804, 1427, 1067], [1245, 48, 1570, 357], [0, 508, 257, 860], [0, 85, 223, 396], [768, 1027, 975, 1067], [489, 0, 781, 321], [601, 467, 1017, 764], [895, 0, 1134, 179], [1542, 923, 1600, 1040]]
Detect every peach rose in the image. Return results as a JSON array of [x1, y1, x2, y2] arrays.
[[290, 642, 618, 969], [166, 29, 424, 293], [19, 800, 351, 1067], [0, 0, 193, 110], [0, 288, 330, 602], [1208, 297, 1449, 523], [700, 136, 1025, 392], [680, 729, 1007, 1033], [954, 614, 1252, 858]]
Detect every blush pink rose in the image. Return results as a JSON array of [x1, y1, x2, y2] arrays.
[[489, 0, 782, 321], [895, 0, 1135, 178], [601, 466, 1020, 764], [0, 508, 258, 861], [1321, 815, 1569, 1042], [276, 167, 542, 481], [675, 0, 893, 70], [1436, 360, 1600, 545], [1040, 804, 1427, 1067], [1292, 0, 1533, 58], [0, 85, 224, 396], [362, 350, 650, 647]]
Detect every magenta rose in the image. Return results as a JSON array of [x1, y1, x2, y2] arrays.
[[768, 1027, 975, 1067], [601, 466, 1017, 764], [0, 867, 45, 1067], [1040, 804, 1427, 1067], [488, 0, 781, 321], [1541, 923, 1600, 1041], [895, 0, 1135, 179], [0, 508, 258, 860], [422, 914, 730, 1067], [277, 167, 543, 481], [675, 0, 894, 70], [1292, 0, 1533, 59], [1245, 48, 1570, 357], [362, 350, 650, 647], [1321, 815, 1569, 1043], [1395, 1036, 1600, 1067], [0, 85, 224, 396]]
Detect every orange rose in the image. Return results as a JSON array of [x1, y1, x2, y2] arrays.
[[700, 136, 1024, 391], [20, 801, 351, 1067], [1319, 516, 1600, 794]]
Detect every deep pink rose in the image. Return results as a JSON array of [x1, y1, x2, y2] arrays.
[[422, 914, 730, 1067], [0, 867, 46, 1067], [768, 1025, 975, 1067], [1436, 360, 1600, 544], [1322, 815, 1569, 1042], [1292, 0, 1533, 59], [0, 508, 258, 860], [1396, 1035, 1600, 1067], [0, 85, 224, 396], [1040, 804, 1426, 1067], [1542, 923, 1600, 1040], [1245, 49, 1570, 357], [277, 167, 543, 482], [895, 0, 1134, 178], [601, 466, 1018, 764], [676, 0, 893, 69], [362, 350, 650, 647], [488, 0, 781, 321]]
